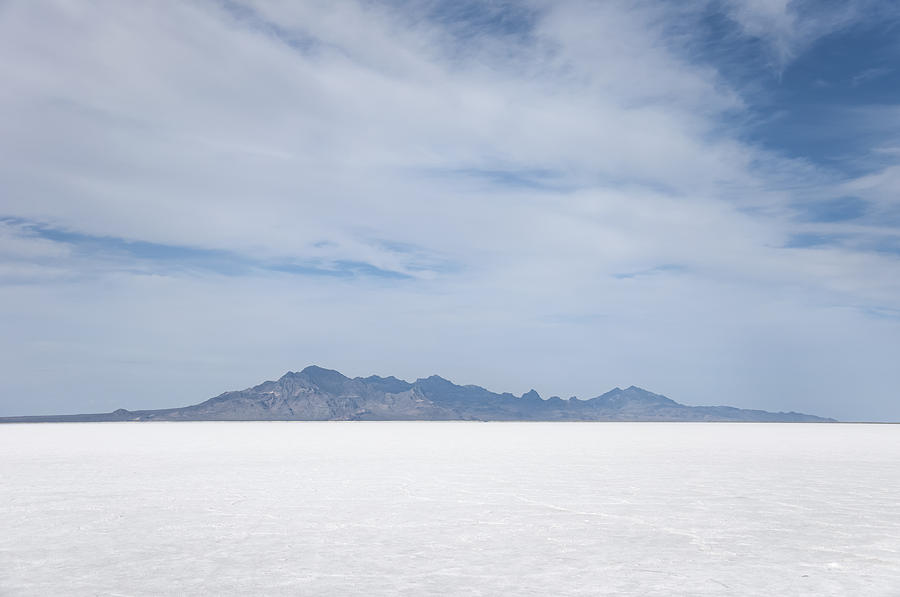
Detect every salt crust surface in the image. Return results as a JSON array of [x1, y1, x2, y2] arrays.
[[1, 422, 898, 596]]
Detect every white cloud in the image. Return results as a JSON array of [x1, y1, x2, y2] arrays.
[[0, 0, 899, 419]]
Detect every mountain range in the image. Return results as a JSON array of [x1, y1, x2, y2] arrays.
[[0, 365, 835, 422]]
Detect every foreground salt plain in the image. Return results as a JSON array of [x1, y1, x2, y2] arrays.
[[1, 423, 898, 596]]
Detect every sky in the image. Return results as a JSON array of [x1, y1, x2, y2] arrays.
[[1, 0, 899, 421]]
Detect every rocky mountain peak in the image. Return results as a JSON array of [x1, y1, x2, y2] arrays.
[[300, 365, 346, 379], [415, 374, 453, 386]]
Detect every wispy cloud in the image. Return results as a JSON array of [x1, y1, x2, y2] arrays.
[[851, 66, 893, 87], [0, 217, 446, 281]]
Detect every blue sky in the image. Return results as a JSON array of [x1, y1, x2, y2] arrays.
[[1, 0, 899, 420]]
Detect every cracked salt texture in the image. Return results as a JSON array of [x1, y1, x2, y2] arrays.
[[1, 422, 898, 595]]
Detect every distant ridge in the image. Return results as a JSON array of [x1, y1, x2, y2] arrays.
[[0, 365, 835, 422]]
